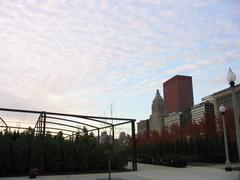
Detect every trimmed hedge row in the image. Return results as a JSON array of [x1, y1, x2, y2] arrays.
[[138, 156, 187, 168], [137, 135, 238, 164], [0, 129, 128, 176]]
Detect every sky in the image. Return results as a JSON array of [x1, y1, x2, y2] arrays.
[[0, 0, 240, 127]]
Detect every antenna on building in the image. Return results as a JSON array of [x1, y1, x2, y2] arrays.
[[17, 122, 20, 131], [108, 97, 115, 144], [110, 102, 113, 123], [109, 97, 115, 123]]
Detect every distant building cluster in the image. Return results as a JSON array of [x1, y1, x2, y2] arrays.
[[137, 75, 240, 135], [100, 131, 129, 144]]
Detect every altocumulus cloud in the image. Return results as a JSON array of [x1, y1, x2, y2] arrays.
[[0, 0, 239, 120]]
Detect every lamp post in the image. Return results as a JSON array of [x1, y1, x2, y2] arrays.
[[219, 104, 232, 171], [108, 131, 113, 180], [227, 68, 240, 161]]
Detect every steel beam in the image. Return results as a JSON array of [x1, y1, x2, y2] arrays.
[[131, 120, 137, 171]]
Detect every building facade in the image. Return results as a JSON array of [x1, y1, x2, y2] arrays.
[[163, 75, 194, 113], [149, 89, 167, 133], [118, 132, 128, 144], [191, 102, 215, 123], [100, 131, 109, 144], [164, 109, 192, 128], [202, 83, 240, 117], [137, 119, 149, 134], [164, 112, 181, 128]]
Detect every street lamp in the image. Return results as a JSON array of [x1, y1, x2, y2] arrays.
[[227, 68, 240, 161], [219, 104, 232, 171]]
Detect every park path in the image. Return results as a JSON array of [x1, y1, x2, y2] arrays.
[[1, 163, 239, 180]]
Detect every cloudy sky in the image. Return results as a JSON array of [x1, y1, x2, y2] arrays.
[[0, 0, 240, 123]]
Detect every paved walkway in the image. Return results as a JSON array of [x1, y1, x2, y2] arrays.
[[2, 163, 239, 180]]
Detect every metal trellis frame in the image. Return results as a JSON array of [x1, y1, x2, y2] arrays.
[[0, 107, 137, 171]]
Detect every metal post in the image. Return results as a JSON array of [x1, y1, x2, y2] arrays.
[[230, 85, 240, 160], [131, 120, 137, 171], [222, 112, 232, 171], [112, 125, 115, 144], [41, 112, 47, 174], [43, 112, 46, 136], [38, 116, 41, 135], [97, 128, 100, 144], [36, 122, 38, 135], [39, 117, 42, 135], [39, 116, 42, 135], [108, 155, 111, 180]]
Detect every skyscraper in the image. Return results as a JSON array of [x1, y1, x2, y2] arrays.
[[149, 89, 167, 133], [163, 75, 194, 113], [137, 89, 167, 134]]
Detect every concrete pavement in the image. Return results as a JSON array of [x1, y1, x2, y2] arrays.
[[1, 163, 239, 180]]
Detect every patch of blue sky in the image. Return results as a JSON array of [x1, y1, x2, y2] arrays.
[[0, 0, 239, 122], [115, 91, 154, 120]]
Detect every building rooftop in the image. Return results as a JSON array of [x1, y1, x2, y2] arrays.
[[202, 83, 240, 100], [192, 102, 213, 109], [212, 83, 240, 96], [163, 75, 192, 85]]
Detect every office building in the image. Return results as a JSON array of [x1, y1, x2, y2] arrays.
[[163, 75, 194, 113], [191, 102, 215, 123], [137, 119, 149, 135], [149, 89, 168, 133], [164, 112, 181, 128], [137, 89, 167, 134], [202, 83, 240, 117], [164, 109, 191, 128]]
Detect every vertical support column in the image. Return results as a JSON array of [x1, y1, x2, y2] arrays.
[[39, 118, 41, 134], [42, 112, 47, 174], [131, 120, 137, 171], [39, 116, 42, 135], [36, 113, 42, 135], [36, 121, 38, 135], [97, 128, 100, 144], [40, 116, 42, 135], [112, 125, 115, 144], [43, 112, 46, 136]]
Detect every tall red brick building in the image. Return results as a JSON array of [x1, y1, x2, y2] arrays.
[[163, 75, 194, 113]]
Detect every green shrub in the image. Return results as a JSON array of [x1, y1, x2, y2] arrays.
[[0, 129, 128, 176]]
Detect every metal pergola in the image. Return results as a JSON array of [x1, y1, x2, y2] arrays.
[[0, 108, 137, 171]]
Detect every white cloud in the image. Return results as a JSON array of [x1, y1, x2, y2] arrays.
[[0, 0, 239, 121]]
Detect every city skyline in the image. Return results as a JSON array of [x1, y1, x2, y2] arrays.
[[0, 0, 240, 122]]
